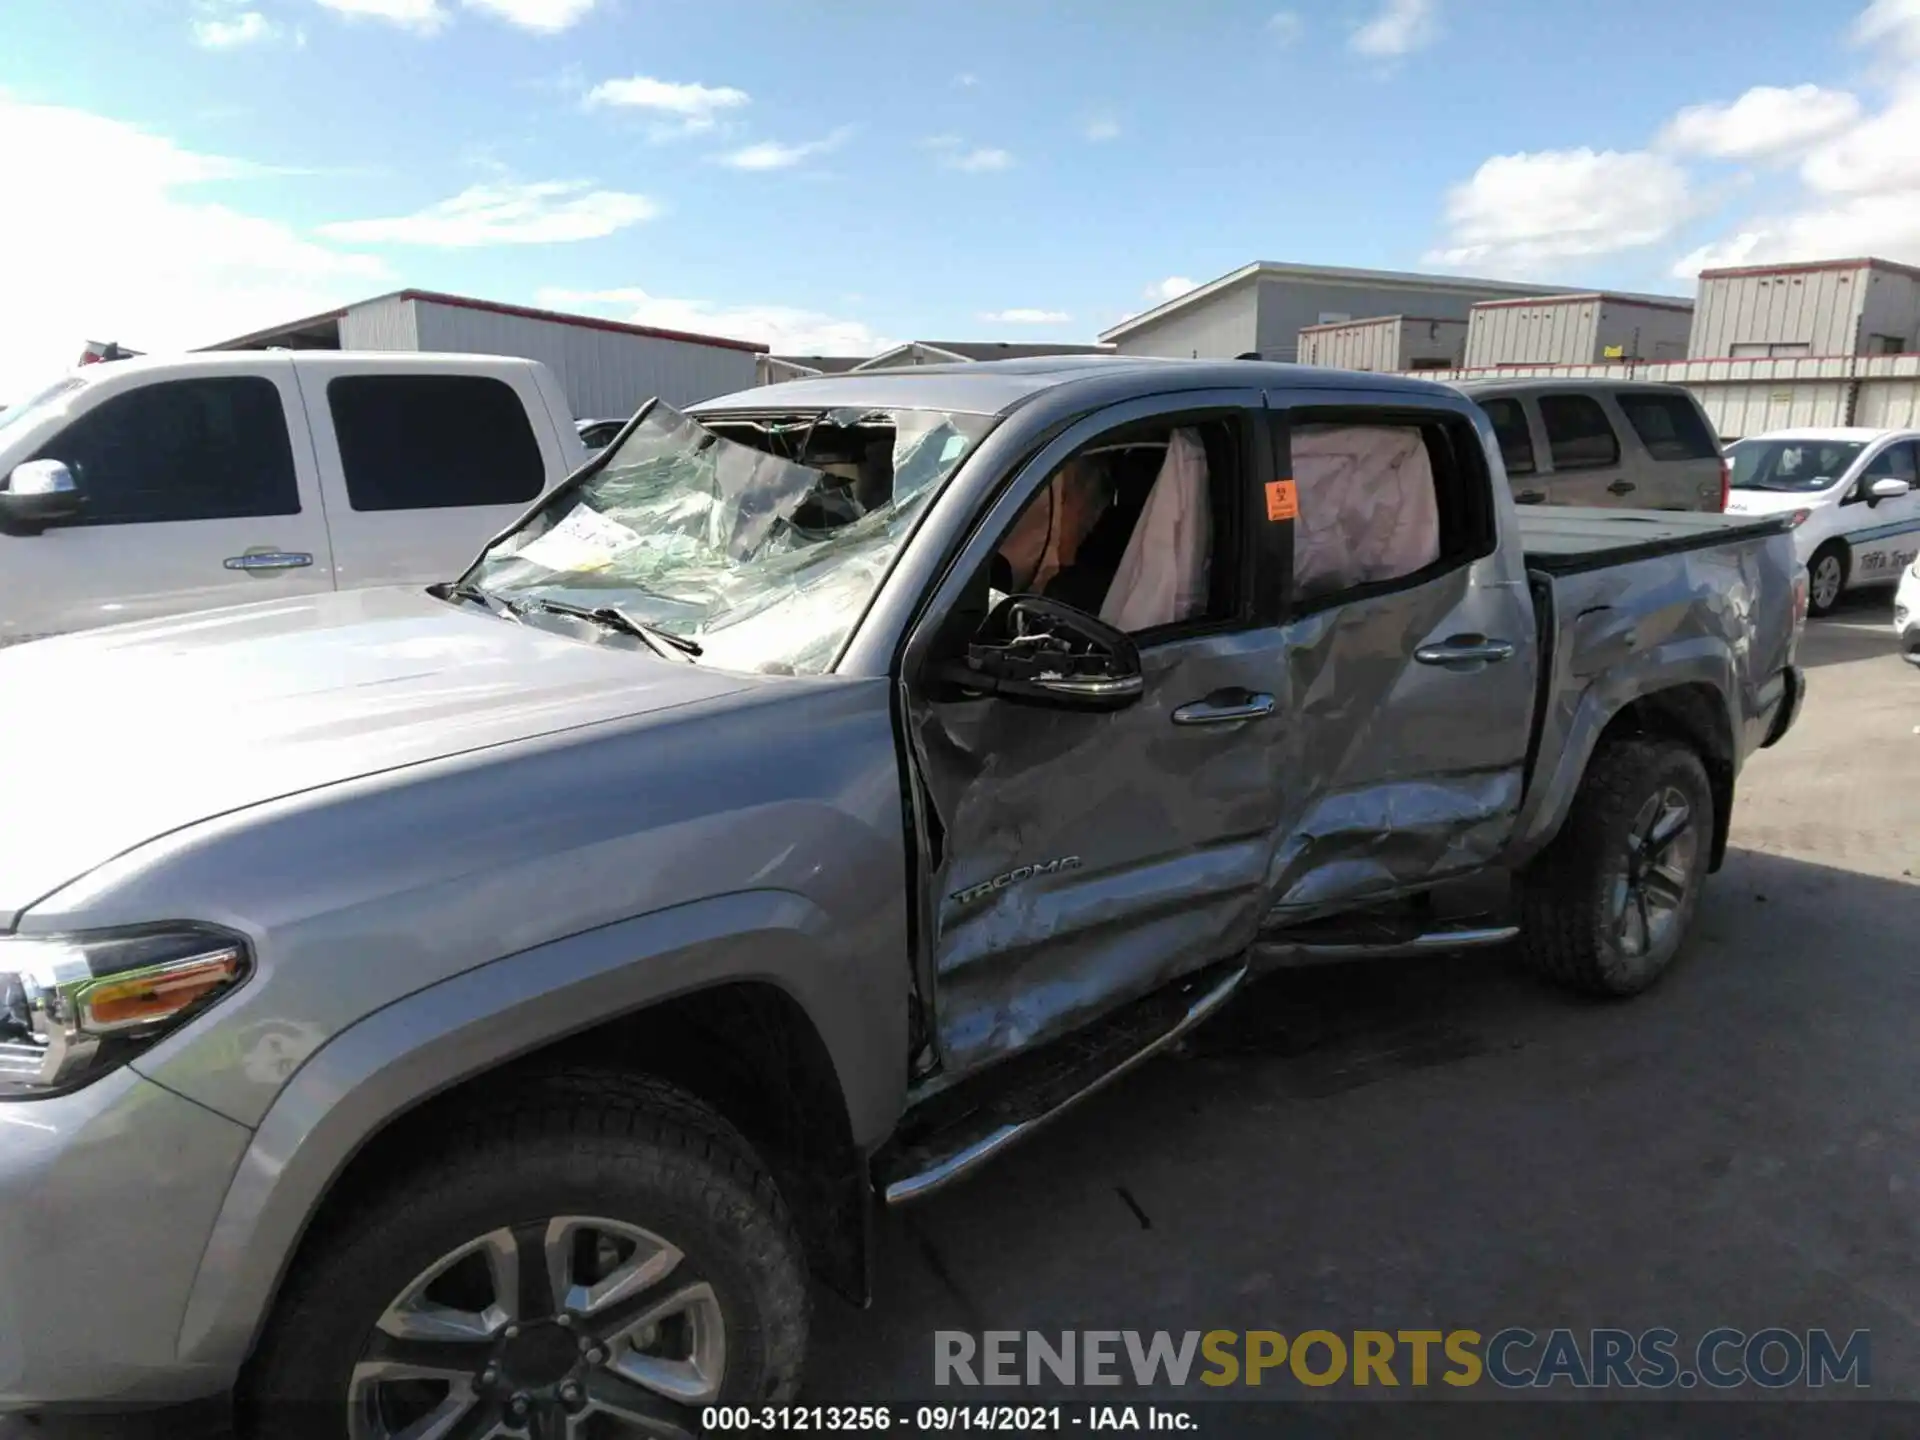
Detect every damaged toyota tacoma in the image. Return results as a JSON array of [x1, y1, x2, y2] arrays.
[[0, 358, 1806, 1435]]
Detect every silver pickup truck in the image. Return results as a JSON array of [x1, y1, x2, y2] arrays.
[[0, 359, 1805, 1435]]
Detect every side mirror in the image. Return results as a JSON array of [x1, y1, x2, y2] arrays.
[[1868, 476, 1912, 503], [0, 460, 83, 530], [930, 594, 1144, 711]]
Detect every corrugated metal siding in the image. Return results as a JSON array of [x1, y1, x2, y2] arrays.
[[1400, 317, 1467, 368], [1858, 269, 1920, 351], [1688, 266, 1864, 358], [1464, 299, 1600, 367], [411, 301, 757, 415], [1298, 316, 1404, 371], [339, 295, 420, 350], [1255, 278, 1491, 363], [1696, 381, 1856, 439], [1854, 355, 1920, 426], [1591, 302, 1692, 361], [1109, 284, 1260, 359]]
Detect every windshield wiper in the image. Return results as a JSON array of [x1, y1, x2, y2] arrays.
[[520, 597, 703, 660], [428, 579, 523, 620]]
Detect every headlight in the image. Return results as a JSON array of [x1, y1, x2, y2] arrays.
[[1789, 509, 1813, 529], [0, 925, 249, 1098]]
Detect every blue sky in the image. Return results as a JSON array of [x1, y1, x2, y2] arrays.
[[2, 0, 1914, 398]]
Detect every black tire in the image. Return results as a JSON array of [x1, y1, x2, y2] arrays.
[[242, 1071, 808, 1439], [1807, 542, 1849, 618], [1518, 738, 1714, 997]]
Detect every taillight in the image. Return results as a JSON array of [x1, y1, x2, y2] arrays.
[[1718, 458, 1732, 512]]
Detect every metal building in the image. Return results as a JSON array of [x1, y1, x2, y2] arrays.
[[1296, 315, 1467, 372], [1463, 292, 1693, 367], [206, 289, 766, 418], [757, 340, 1112, 385], [1688, 258, 1920, 359], [1097, 261, 1591, 363]]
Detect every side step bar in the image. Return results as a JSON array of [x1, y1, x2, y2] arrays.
[[879, 961, 1246, 1206], [1251, 921, 1517, 968]]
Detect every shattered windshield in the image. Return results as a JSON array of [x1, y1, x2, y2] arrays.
[[465, 399, 991, 674], [1727, 439, 1864, 492]]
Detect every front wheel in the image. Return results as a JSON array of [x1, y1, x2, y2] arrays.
[[243, 1073, 809, 1439], [1807, 543, 1848, 618], [1518, 738, 1714, 996]]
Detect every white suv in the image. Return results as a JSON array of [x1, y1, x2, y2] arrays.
[[1723, 427, 1920, 616]]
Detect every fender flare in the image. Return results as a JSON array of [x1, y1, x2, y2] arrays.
[[174, 889, 902, 1373]]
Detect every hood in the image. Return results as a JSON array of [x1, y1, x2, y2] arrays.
[[0, 588, 754, 924], [1724, 488, 1824, 518]]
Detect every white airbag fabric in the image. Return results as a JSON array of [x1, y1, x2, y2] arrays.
[[1291, 425, 1440, 600], [1100, 428, 1212, 632]]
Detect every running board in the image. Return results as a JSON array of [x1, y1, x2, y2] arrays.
[[878, 961, 1246, 1206], [1251, 921, 1517, 968]]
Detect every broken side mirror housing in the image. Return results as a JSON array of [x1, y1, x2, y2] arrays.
[[929, 594, 1144, 711], [0, 460, 84, 531]]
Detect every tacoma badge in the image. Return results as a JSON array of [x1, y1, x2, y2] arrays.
[[949, 856, 1084, 908]]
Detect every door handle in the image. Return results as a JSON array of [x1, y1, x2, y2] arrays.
[[1414, 635, 1517, 670], [1515, 490, 1546, 505], [1172, 691, 1276, 726], [225, 550, 313, 573], [1607, 480, 1637, 496]]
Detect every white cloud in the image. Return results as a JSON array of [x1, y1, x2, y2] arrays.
[[463, 0, 595, 30], [320, 180, 657, 245], [924, 136, 1014, 172], [1660, 85, 1862, 161], [1083, 115, 1121, 142], [955, 72, 980, 88], [1852, 0, 1920, 62], [585, 76, 750, 126], [314, 0, 447, 31], [1267, 10, 1303, 43], [1147, 276, 1198, 302], [1351, 0, 1438, 57], [536, 286, 897, 356], [1800, 90, 1920, 195], [193, 8, 278, 47], [1424, 147, 1691, 274], [719, 129, 851, 171], [0, 94, 387, 402], [1671, 192, 1920, 275], [981, 308, 1072, 324]]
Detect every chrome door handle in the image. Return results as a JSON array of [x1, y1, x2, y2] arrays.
[[1414, 635, 1516, 670], [1607, 480, 1636, 496], [1172, 691, 1276, 726], [224, 550, 313, 573]]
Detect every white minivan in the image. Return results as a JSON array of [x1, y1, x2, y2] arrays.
[[1722, 427, 1920, 617], [0, 351, 590, 645]]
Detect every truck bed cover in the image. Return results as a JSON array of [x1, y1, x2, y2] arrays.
[[1519, 507, 1793, 575]]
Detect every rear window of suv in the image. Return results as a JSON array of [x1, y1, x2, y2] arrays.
[[1617, 391, 1719, 462]]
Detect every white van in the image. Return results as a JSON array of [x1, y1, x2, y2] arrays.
[[1723, 427, 1920, 616], [0, 351, 589, 645]]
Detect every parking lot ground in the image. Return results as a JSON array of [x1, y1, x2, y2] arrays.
[[808, 594, 1920, 1405], [6, 599, 1915, 1437]]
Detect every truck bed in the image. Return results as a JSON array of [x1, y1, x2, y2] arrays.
[[1519, 507, 1793, 575]]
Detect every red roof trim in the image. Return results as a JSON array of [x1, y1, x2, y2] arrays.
[[396, 290, 768, 353], [1469, 292, 1694, 314], [1696, 257, 1920, 283]]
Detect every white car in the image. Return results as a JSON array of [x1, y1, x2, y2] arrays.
[[1723, 427, 1920, 617], [1897, 554, 1920, 665]]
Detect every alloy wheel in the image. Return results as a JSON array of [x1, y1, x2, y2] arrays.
[[1811, 554, 1843, 613], [1609, 785, 1700, 963], [348, 1216, 726, 1440]]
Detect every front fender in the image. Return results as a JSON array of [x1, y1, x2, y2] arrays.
[[174, 888, 903, 1375]]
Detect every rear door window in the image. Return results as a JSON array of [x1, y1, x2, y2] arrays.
[[328, 374, 545, 512], [31, 376, 299, 526], [1617, 391, 1718, 462], [1478, 397, 1535, 476], [1539, 394, 1621, 470]]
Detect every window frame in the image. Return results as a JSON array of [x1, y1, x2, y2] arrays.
[[1537, 391, 1622, 472], [27, 374, 301, 529], [1477, 395, 1538, 477], [325, 373, 547, 514], [1270, 403, 1499, 622]]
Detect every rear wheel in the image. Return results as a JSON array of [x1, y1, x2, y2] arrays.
[[1807, 542, 1848, 617], [1518, 739, 1713, 996], [244, 1073, 808, 1439]]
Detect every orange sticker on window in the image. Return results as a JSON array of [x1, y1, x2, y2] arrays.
[[1264, 479, 1299, 522]]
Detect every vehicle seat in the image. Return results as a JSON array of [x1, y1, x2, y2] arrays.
[[1290, 425, 1441, 602], [1096, 428, 1213, 632]]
